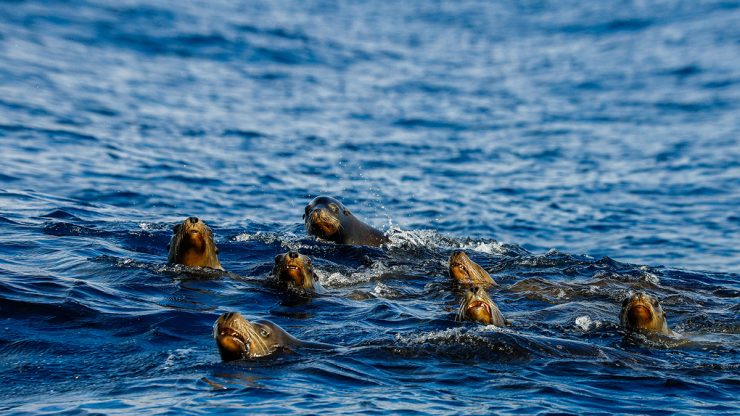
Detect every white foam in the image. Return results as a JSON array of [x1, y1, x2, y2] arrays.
[[575, 315, 601, 331], [639, 267, 660, 285], [386, 228, 443, 248], [233, 231, 299, 249], [322, 271, 352, 287], [163, 348, 194, 370], [395, 325, 512, 345], [386, 227, 508, 254], [395, 327, 466, 344], [232, 232, 253, 242], [371, 282, 395, 298], [465, 241, 506, 254], [320, 260, 397, 287]]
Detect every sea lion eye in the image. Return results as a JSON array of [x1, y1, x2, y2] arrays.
[[260, 328, 270, 337], [328, 204, 339, 213]]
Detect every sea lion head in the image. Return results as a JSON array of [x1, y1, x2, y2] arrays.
[[168, 217, 222, 270], [457, 286, 505, 326], [620, 292, 670, 334], [448, 251, 495, 287], [273, 251, 316, 290], [303, 196, 349, 241], [213, 312, 282, 361]]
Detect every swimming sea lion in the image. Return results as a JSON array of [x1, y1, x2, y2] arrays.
[[213, 312, 300, 361], [449, 251, 496, 287], [456, 286, 506, 326], [620, 292, 673, 335], [272, 251, 325, 294], [303, 196, 389, 247], [167, 216, 223, 270]]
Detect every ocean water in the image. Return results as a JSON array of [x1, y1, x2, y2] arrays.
[[1, 0, 739, 414]]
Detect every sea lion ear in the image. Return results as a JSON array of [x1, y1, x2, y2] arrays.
[[173, 224, 182, 233], [302, 214, 305, 219], [215, 247, 219, 254], [343, 209, 350, 216], [167, 243, 170, 250]]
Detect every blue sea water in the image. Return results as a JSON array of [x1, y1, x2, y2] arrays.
[[1, 0, 739, 414]]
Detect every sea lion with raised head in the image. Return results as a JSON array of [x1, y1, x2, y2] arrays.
[[457, 286, 506, 326], [214, 312, 301, 361], [620, 292, 674, 335], [449, 251, 496, 287], [214, 312, 331, 361], [303, 196, 389, 247], [167, 216, 223, 270], [272, 251, 325, 294]]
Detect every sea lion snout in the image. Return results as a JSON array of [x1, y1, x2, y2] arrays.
[[448, 251, 495, 287], [627, 305, 652, 327], [214, 312, 250, 361], [308, 208, 340, 237], [619, 292, 671, 334], [457, 286, 505, 326], [310, 208, 331, 222]]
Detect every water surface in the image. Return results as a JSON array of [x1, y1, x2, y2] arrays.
[[1, 0, 739, 414]]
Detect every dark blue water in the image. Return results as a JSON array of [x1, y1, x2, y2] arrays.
[[1, 0, 739, 414]]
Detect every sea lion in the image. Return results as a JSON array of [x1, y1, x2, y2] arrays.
[[449, 251, 496, 287], [213, 312, 300, 361], [620, 292, 674, 335], [303, 196, 389, 247], [272, 251, 325, 294], [167, 216, 223, 270], [456, 286, 506, 326]]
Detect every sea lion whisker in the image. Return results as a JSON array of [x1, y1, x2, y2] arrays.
[[246, 324, 271, 356], [456, 297, 468, 321]]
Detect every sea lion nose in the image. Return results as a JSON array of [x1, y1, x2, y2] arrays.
[[471, 287, 479, 294], [288, 251, 299, 259], [188, 217, 199, 224]]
